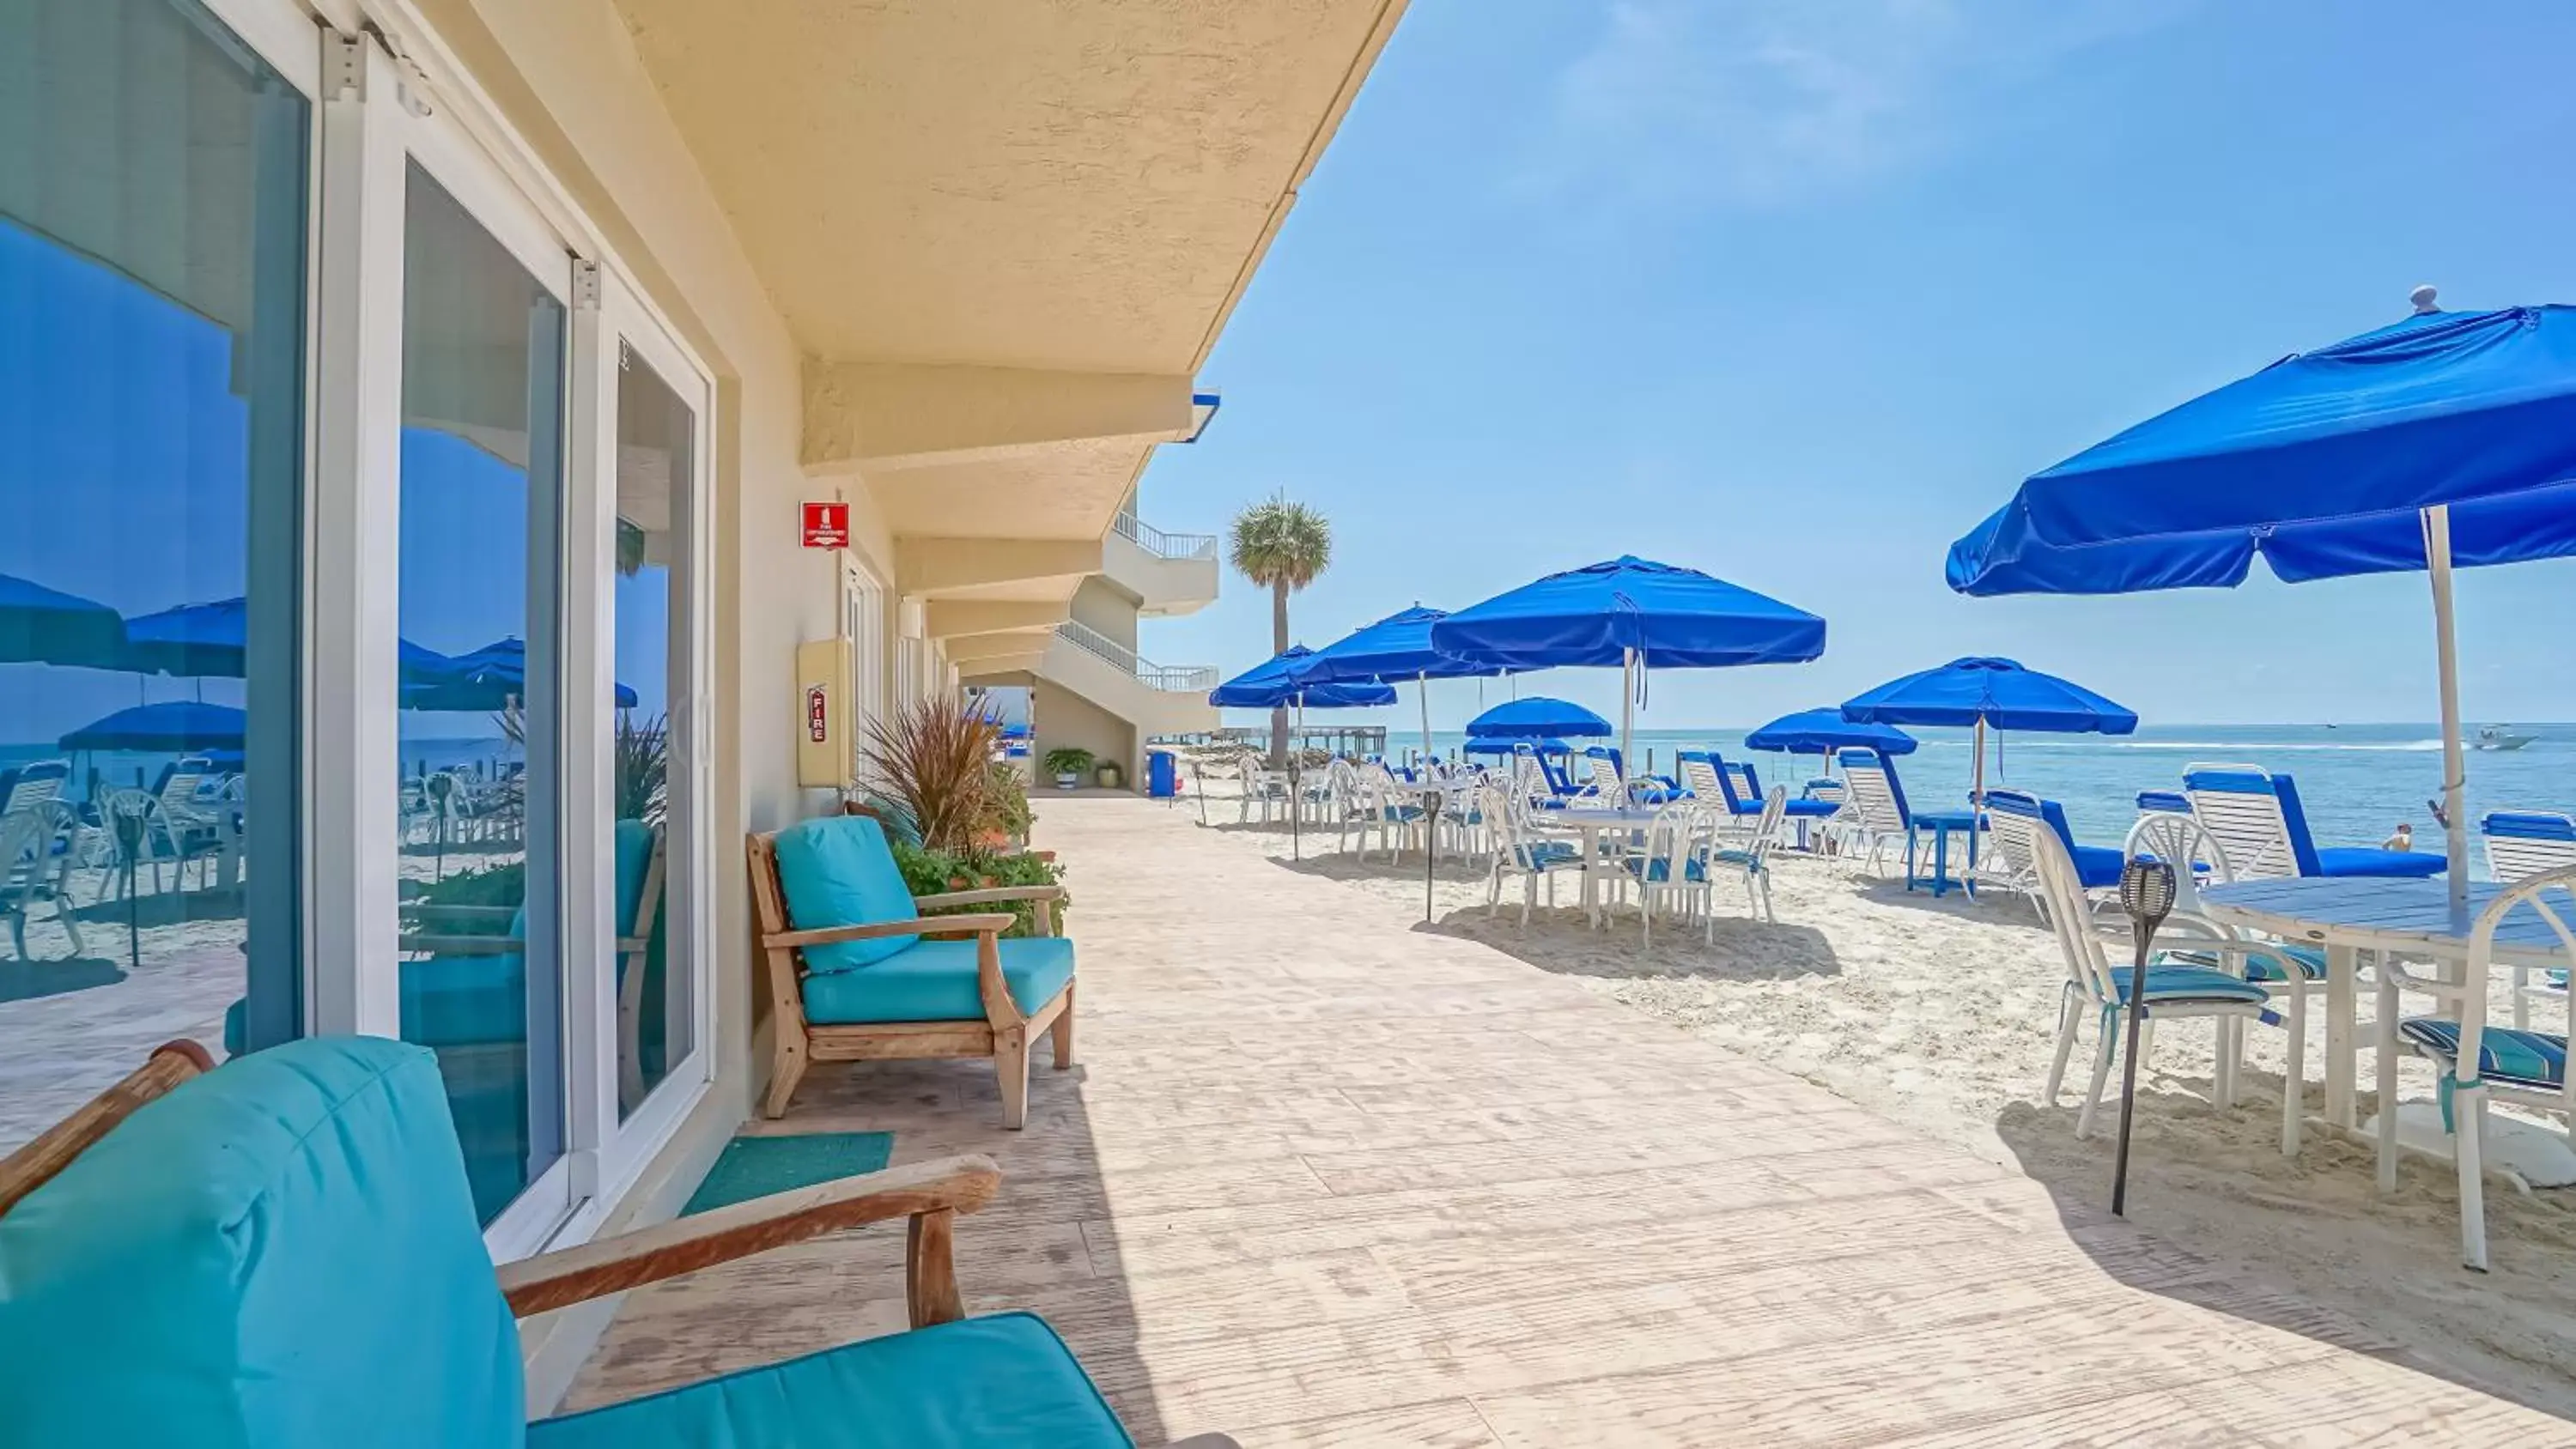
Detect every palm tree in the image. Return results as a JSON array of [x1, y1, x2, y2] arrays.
[[1228, 494, 1334, 766]]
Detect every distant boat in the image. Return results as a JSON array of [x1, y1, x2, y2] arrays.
[[2476, 725, 2537, 752]]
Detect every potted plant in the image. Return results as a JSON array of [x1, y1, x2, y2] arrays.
[[1042, 746, 1093, 791]]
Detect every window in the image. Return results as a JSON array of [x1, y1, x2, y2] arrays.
[[846, 559, 889, 770], [0, 0, 309, 1154], [608, 337, 693, 1118], [392, 162, 571, 1228]]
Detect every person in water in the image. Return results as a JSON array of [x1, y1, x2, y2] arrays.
[[2384, 822, 2415, 852]]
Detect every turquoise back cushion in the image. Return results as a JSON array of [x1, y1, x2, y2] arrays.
[[0, 1038, 523, 1449], [773, 815, 920, 972]]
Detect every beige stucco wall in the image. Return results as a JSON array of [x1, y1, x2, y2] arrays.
[[1035, 678, 1139, 791], [1069, 575, 1139, 652], [398, 0, 911, 1407]]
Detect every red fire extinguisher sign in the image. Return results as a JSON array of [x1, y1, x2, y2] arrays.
[[801, 500, 850, 549], [806, 685, 829, 743]]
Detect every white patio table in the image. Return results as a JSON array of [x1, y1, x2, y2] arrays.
[[1543, 804, 1665, 929], [2198, 877, 2573, 1154]]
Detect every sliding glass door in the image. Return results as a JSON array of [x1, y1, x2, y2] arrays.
[[0, 3, 718, 1256], [0, 0, 311, 1155], [393, 161, 572, 1230]]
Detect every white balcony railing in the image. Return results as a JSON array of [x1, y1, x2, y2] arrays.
[[1111, 511, 1219, 562], [1055, 620, 1218, 693]]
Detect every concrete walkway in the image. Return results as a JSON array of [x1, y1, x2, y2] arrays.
[[566, 796, 2563, 1446]]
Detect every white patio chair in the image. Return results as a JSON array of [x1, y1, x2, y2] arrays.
[[1357, 763, 1425, 864], [98, 789, 178, 900], [2129, 809, 2328, 1155], [2030, 828, 2277, 1143], [2, 800, 86, 961], [2375, 862, 2576, 1270], [1617, 798, 1716, 944], [1237, 755, 1287, 825], [1712, 786, 1788, 924], [1479, 783, 1583, 928]]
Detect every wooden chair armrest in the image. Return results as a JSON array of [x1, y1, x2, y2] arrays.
[[764, 913, 1014, 950], [911, 885, 1066, 909], [498, 1153, 1000, 1319]]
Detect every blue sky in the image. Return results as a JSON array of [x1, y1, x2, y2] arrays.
[[1139, 0, 2576, 732]]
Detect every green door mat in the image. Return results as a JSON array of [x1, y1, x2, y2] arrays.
[[681, 1131, 896, 1216]]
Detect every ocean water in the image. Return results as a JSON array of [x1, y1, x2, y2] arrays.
[[1399, 723, 2574, 864]]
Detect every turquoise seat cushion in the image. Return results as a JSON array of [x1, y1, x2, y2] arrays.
[[2398, 1017, 2567, 1088], [1625, 857, 1707, 884], [2313, 846, 2448, 879], [801, 937, 1076, 1025], [2111, 964, 2271, 1006], [401, 943, 526, 1048], [775, 815, 922, 971], [529, 1313, 1130, 1448], [0, 1037, 519, 1449], [1506, 840, 1578, 869]]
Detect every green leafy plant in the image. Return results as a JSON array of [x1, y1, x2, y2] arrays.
[[985, 761, 1034, 841], [1227, 493, 1333, 765], [863, 699, 1001, 852], [1042, 746, 1095, 779], [890, 841, 1067, 937], [617, 712, 669, 827]]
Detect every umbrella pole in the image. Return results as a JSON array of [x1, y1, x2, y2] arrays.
[[2427, 506, 2469, 908], [1291, 697, 1304, 861], [1619, 649, 1636, 788], [1971, 717, 1985, 809], [1419, 670, 1433, 765]]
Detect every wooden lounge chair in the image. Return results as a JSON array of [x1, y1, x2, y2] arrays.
[[0, 1037, 1163, 1446], [748, 815, 1072, 1126]]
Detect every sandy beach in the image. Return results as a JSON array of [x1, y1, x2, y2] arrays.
[[1185, 774, 2576, 1420]]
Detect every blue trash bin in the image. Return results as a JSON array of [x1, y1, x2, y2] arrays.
[[1147, 749, 1178, 799]]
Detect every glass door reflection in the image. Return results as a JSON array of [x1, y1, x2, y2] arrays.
[[395, 163, 568, 1227]]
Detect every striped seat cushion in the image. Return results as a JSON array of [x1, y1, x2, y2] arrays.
[[2111, 965, 2270, 1007], [1710, 848, 1758, 869], [2161, 943, 2325, 984], [2397, 1018, 2568, 1088], [1507, 841, 1579, 870], [1623, 857, 1706, 884]]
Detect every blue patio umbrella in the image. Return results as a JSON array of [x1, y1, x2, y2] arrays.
[[1464, 695, 1612, 741], [1430, 557, 1826, 766], [1208, 646, 1400, 710], [60, 700, 247, 754], [1287, 605, 1515, 761], [1743, 707, 1918, 767], [0, 573, 126, 669], [125, 596, 463, 683], [1947, 294, 2576, 899], [404, 636, 640, 711], [1842, 657, 2135, 808]]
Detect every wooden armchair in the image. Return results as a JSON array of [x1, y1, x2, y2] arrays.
[[747, 822, 1074, 1127], [0, 1040, 1205, 1446]]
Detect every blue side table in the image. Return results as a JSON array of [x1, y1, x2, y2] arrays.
[[1907, 810, 1980, 897]]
